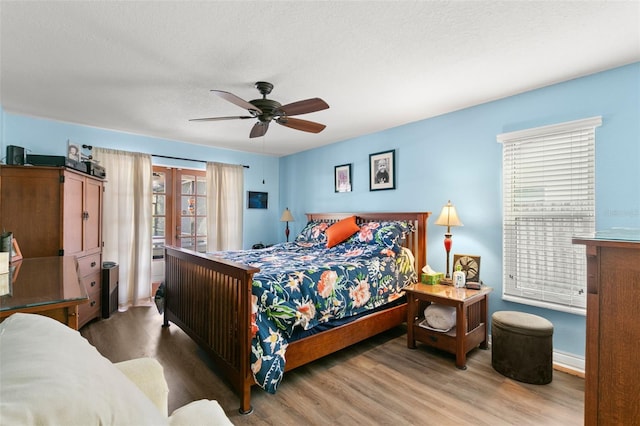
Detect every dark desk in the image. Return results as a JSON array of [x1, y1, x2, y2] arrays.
[[0, 257, 88, 329]]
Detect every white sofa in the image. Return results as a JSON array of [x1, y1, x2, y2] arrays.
[[0, 313, 233, 425]]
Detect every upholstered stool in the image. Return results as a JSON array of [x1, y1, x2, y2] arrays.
[[491, 311, 553, 384]]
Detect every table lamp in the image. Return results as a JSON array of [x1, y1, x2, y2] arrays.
[[280, 208, 295, 242], [434, 200, 463, 279]]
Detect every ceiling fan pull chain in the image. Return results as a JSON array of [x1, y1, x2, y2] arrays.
[[262, 135, 266, 184]]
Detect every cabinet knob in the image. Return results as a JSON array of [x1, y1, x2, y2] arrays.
[[91, 261, 96, 268], [90, 301, 96, 307], [90, 281, 96, 287]]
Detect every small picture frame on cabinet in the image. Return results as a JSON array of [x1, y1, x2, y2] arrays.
[[67, 142, 81, 162], [11, 239, 23, 263]]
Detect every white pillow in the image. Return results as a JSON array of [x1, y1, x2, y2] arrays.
[[0, 313, 168, 426], [424, 303, 457, 331]]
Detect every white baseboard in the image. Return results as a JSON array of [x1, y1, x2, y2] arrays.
[[553, 350, 585, 377]]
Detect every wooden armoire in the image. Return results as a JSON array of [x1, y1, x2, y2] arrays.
[[573, 233, 640, 425], [0, 165, 104, 328]]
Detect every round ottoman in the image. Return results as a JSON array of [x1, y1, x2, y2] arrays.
[[491, 311, 553, 384]]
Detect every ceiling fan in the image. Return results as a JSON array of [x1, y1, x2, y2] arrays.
[[190, 81, 329, 138]]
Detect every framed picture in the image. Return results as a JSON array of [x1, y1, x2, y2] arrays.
[[453, 254, 481, 282], [247, 191, 268, 209], [369, 149, 395, 191], [11, 239, 22, 263], [334, 163, 352, 192], [67, 142, 81, 162]]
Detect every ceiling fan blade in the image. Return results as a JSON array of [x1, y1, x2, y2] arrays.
[[250, 122, 269, 138], [276, 117, 326, 133], [278, 98, 329, 116], [211, 90, 262, 114], [189, 115, 253, 122]]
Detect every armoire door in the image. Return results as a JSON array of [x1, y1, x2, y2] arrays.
[[62, 171, 85, 256], [84, 178, 102, 254]]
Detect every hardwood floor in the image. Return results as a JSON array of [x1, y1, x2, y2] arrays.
[[81, 306, 584, 425]]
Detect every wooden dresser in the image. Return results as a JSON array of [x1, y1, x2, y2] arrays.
[[573, 232, 640, 425], [0, 165, 103, 328]]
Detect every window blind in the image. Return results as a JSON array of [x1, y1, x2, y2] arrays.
[[497, 117, 601, 314]]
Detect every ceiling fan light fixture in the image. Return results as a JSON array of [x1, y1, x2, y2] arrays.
[[250, 121, 269, 138]]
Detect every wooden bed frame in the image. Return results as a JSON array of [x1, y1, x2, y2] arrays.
[[163, 212, 429, 414]]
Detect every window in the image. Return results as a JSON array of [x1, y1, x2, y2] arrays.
[[497, 117, 601, 314]]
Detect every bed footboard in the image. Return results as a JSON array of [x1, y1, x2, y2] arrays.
[[163, 246, 259, 414], [163, 212, 429, 414]]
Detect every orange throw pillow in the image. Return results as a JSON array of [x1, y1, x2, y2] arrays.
[[325, 216, 360, 248]]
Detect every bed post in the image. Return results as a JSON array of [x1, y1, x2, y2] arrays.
[[239, 261, 254, 415], [416, 212, 429, 274]]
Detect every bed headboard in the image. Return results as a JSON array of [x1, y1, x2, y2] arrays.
[[305, 212, 430, 274]]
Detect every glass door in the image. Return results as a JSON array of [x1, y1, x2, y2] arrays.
[[176, 170, 207, 252], [152, 167, 172, 259]]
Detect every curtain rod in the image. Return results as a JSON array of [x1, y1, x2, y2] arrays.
[[152, 154, 249, 168]]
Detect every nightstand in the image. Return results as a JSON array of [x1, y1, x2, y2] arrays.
[[405, 283, 492, 369]]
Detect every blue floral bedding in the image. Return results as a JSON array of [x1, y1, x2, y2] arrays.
[[209, 220, 418, 394]]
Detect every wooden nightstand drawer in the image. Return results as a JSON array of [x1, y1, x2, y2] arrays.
[[412, 324, 458, 353]]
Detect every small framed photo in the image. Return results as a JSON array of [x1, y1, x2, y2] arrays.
[[369, 149, 395, 191], [335, 163, 352, 192], [453, 254, 481, 283], [247, 191, 268, 209], [67, 142, 81, 162], [11, 238, 23, 263]]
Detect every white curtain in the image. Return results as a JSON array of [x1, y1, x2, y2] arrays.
[[206, 162, 244, 251], [94, 148, 153, 307]]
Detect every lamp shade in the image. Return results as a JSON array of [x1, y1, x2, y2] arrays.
[[280, 208, 294, 222], [434, 200, 463, 228]]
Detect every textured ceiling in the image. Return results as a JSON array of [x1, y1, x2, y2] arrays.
[[1, 1, 639, 156]]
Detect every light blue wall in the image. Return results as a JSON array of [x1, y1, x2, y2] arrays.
[[2, 63, 638, 358], [0, 113, 280, 249], [279, 62, 640, 358]]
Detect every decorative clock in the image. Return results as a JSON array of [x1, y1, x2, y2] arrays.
[[453, 254, 481, 282]]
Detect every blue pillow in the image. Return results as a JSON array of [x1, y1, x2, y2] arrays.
[[346, 220, 415, 252], [294, 220, 330, 245]]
